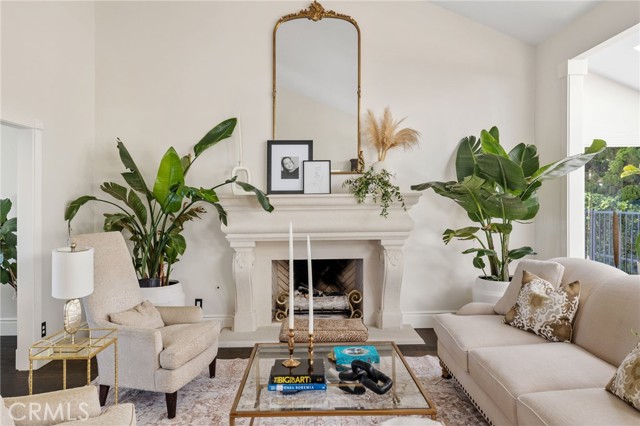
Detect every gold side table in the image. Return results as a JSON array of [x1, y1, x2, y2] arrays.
[[29, 326, 118, 404]]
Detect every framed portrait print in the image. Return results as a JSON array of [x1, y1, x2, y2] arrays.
[[303, 160, 331, 194], [267, 140, 313, 194]]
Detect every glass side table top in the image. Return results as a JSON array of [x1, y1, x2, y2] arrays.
[[229, 341, 436, 424]]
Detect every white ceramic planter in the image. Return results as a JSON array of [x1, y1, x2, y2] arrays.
[[140, 281, 186, 306], [472, 276, 510, 304]]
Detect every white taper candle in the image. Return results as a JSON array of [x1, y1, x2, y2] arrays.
[[289, 222, 294, 329], [307, 235, 313, 334]]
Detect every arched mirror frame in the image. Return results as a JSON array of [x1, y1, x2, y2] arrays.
[[273, 1, 363, 174]]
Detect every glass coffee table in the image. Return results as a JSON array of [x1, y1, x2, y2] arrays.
[[229, 341, 436, 425]]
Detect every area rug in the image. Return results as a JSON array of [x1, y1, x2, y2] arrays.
[[103, 356, 488, 426]]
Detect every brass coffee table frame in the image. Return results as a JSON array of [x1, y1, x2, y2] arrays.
[[29, 327, 118, 404], [229, 341, 436, 425]]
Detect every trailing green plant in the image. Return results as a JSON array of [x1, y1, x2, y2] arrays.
[[0, 198, 17, 292], [343, 168, 405, 217], [412, 126, 606, 281], [65, 118, 274, 285]]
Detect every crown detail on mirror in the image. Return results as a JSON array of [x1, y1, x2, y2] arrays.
[[279, 1, 355, 24]]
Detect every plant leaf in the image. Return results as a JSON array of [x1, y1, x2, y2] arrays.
[[0, 199, 12, 223], [455, 136, 481, 182], [476, 153, 527, 193], [101, 182, 128, 204], [65, 196, 97, 222], [117, 140, 151, 196], [508, 246, 536, 260], [508, 143, 539, 178], [530, 139, 606, 183], [127, 190, 147, 225], [235, 181, 274, 213], [153, 147, 185, 213], [480, 127, 508, 158], [193, 118, 237, 158]]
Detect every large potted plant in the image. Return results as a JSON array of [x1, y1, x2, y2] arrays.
[[0, 198, 17, 293], [65, 118, 273, 304], [412, 126, 605, 302]]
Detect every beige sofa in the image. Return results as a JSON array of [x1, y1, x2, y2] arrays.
[[2, 386, 135, 426], [433, 257, 640, 426]]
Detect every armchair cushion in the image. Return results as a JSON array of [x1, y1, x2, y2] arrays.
[[64, 404, 136, 426], [159, 320, 221, 370], [109, 300, 164, 329]]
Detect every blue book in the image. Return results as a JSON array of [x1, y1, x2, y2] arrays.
[[267, 383, 327, 391], [334, 345, 380, 365]]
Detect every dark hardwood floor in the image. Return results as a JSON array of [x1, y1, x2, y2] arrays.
[[0, 328, 437, 397]]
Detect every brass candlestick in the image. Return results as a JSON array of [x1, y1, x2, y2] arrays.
[[308, 333, 315, 366], [282, 329, 301, 368]]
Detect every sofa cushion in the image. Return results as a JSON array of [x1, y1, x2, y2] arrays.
[[433, 313, 549, 372], [0, 395, 15, 426], [158, 320, 220, 370], [469, 343, 616, 425], [504, 271, 580, 342], [606, 341, 640, 411], [571, 275, 640, 368], [109, 300, 164, 329], [494, 259, 565, 315], [517, 388, 640, 426]]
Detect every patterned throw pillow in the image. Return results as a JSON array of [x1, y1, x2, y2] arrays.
[[606, 342, 640, 411], [504, 270, 580, 342]]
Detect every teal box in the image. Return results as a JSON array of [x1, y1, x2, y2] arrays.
[[334, 345, 380, 365]]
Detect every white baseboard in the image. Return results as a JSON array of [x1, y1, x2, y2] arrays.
[[203, 314, 233, 329], [0, 317, 17, 335]]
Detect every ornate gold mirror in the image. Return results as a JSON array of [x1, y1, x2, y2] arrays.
[[273, 1, 362, 174]]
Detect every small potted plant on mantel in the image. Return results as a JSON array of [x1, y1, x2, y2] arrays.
[[412, 126, 605, 303], [65, 118, 274, 305]]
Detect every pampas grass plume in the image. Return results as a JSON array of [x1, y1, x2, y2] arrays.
[[364, 107, 421, 161]]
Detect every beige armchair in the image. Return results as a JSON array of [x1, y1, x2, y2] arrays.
[[2, 386, 136, 426], [74, 232, 220, 419]]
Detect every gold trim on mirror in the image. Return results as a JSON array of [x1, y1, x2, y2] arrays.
[[273, 1, 362, 174]]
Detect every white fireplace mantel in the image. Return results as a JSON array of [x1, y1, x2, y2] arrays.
[[220, 193, 421, 332]]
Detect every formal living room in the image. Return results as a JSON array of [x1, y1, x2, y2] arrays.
[[1, 1, 639, 425]]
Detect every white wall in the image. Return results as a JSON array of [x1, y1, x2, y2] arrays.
[[584, 73, 640, 147], [1, 2, 96, 337], [535, 2, 640, 260], [92, 1, 534, 326]]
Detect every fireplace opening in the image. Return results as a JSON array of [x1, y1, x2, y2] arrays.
[[272, 258, 363, 322]]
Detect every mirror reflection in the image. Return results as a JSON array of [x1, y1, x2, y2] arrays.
[[273, 2, 361, 173]]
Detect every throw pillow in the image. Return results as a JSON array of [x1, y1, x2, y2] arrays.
[[606, 342, 640, 411], [109, 300, 165, 328], [494, 259, 565, 315], [504, 270, 580, 342]]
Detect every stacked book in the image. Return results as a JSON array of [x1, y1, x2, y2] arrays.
[[268, 359, 326, 392]]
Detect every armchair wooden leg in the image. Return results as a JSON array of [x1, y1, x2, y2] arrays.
[[209, 357, 217, 378], [166, 391, 177, 419], [99, 385, 110, 406]]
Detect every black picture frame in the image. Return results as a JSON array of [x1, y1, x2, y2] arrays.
[[267, 140, 313, 194], [303, 160, 331, 194]]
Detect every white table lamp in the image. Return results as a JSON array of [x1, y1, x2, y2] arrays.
[[52, 243, 94, 340]]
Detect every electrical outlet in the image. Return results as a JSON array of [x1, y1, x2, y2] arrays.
[[41, 322, 47, 337], [195, 298, 203, 308]]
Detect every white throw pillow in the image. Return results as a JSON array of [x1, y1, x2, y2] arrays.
[[494, 259, 564, 315], [109, 300, 165, 328]]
